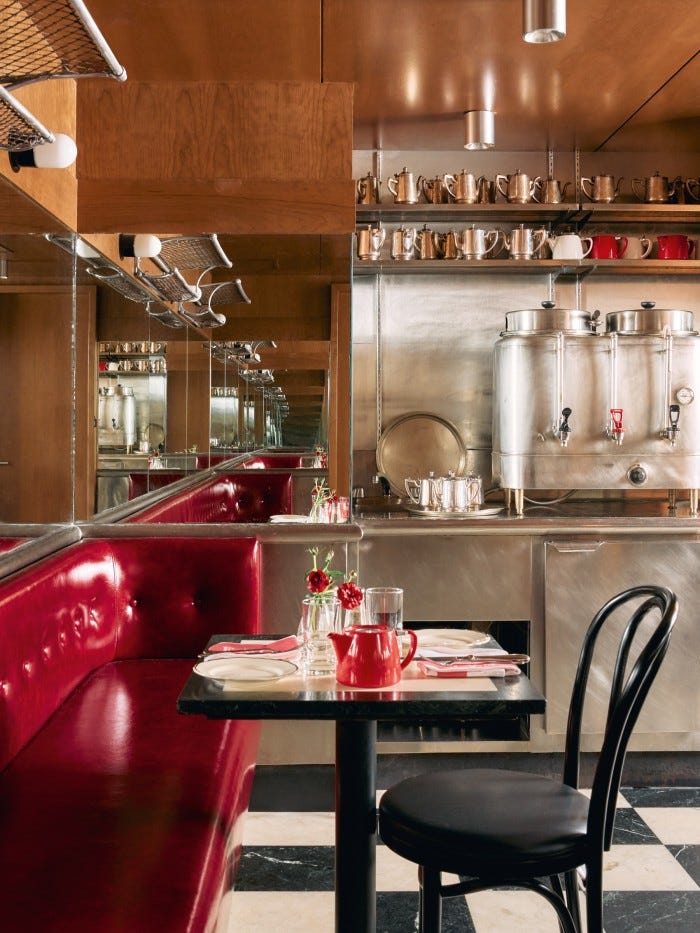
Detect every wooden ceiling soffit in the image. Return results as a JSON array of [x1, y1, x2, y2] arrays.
[[76, 81, 355, 235]]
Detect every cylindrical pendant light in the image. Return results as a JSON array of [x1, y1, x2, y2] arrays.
[[464, 110, 495, 150], [522, 0, 566, 43]]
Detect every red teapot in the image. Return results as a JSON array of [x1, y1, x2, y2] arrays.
[[328, 624, 417, 688]]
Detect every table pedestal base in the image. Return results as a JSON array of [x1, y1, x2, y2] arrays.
[[335, 720, 377, 933]]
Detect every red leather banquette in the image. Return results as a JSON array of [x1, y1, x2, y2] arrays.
[[126, 473, 293, 523], [0, 536, 262, 932]]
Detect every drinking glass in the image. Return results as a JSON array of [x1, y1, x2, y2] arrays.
[[364, 587, 403, 631], [298, 596, 340, 675]]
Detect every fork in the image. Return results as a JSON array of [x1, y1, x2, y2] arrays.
[[423, 653, 530, 665]]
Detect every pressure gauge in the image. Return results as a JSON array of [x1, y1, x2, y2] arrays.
[[676, 387, 695, 406]]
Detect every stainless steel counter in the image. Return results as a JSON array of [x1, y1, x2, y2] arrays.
[[356, 498, 700, 536]]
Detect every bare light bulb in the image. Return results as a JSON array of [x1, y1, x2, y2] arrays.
[[75, 238, 101, 260], [9, 133, 77, 171], [119, 233, 162, 259]]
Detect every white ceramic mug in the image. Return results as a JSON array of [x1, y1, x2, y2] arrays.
[[624, 235, 652, 259]]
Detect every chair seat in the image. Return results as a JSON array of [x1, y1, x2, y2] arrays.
[[379, 769, 591, 879]]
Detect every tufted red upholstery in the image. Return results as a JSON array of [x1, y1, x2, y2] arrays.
[[0, 538, 25, 553], [126, 473, 293, 524], [0, 536, 262, 931]]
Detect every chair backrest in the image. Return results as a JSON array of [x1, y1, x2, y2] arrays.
[[562, 585, 678, 851]]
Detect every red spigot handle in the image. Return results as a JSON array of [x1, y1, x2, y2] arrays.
[[610, 408, 624, 432]]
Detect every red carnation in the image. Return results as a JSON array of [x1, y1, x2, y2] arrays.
[[337, 581, 363, 610], [306, 569, 331, 594]]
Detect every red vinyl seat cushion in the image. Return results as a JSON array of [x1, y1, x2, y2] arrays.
[[0, 659, 261, 932]]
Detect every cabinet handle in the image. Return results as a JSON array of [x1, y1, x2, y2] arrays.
[[548, 541, 603, 553]]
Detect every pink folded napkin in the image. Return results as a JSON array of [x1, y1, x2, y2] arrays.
[[417, 660, 522, 678], [207, 635, 300, 654]]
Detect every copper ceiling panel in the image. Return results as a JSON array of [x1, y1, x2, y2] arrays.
[[83, 0, 321, 82], [601, 52, 700, 151], [323, 0, 700, 151]]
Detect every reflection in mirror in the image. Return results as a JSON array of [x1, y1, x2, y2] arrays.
[[0, 178, 80, 525], [1, 173, 351, 523]]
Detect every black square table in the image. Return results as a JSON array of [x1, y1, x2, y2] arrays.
[[177, 637, 546, 933]]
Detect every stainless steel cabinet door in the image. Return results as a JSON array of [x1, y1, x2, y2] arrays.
[[544, 539, 699, 736]]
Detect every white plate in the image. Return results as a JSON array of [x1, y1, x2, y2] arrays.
[[193, 657, 298, 682], [269, 514, 309, 523], [416, 628, 490, 651]]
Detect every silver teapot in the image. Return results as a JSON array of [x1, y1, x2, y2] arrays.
[[387, 167, 422, 205]]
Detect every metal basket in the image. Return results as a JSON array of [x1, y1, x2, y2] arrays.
[[0, 0, 126, 87], [0, 84, 53, 149]]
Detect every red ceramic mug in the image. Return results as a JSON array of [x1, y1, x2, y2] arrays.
[[657, 234, 695, 260], [590, 234, 628, 259]]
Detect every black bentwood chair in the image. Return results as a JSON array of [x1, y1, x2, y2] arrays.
[[378, 585, 679, 933]]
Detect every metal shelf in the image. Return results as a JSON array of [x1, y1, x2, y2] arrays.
[[354, 258, 700, 278], [356, 201, 700, 227], [356, 202, 581, 225]]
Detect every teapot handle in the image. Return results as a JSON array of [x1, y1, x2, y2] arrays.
[[639, 236, 652, 259], [686, 178, 700, 202], [495, 174, 509, 200], [387, 175, 398, 197], [443, 173, 457, 199], [631, 178, 644, 201], [399, 629, 418, 669], [484, 229, 502, 256], [356, 178, 366, 199], [616, 235, 628, 258], [615, 176, 625, 194], [580, 237, 593, 258], [533, 228, 548, 254], [530, 176, 543, 202], [580, 177, 594, 200], [404, 478, 419, 502], [374, 227, 386, 248]]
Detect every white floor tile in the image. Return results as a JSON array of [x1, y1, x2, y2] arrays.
[[466, 889, 565, 932], [222, 891, 334, 933], [376, 846, 460, 892], [242, 811, 335, 846], [603, 844, 699, 890], [636, 807, 700, 844]]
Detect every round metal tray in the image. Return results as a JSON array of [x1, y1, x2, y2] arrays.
[[405, 506, 503, 519], [377, 413, 467, 497]]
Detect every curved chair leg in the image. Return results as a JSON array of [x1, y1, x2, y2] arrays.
[[585, 855, 604, 933], [564, 869, 582, 932], [419, 865, 442, 933]]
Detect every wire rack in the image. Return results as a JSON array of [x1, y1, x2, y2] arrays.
[[87, 266, 158, 304], [158, 234, 232, 273], [146, 302, 186, 329], [135, 266, 201, 303], [0, 0, 126, 87], [0, 83, 52, 148]]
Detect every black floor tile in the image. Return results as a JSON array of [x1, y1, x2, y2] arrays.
[[621, 786, 700, 808], [668, 844, 700, 887], [237, 845, 335, 891], [611, 807, 660, 845], [376, 891, 476, 933], [603, 891, 700, 932]]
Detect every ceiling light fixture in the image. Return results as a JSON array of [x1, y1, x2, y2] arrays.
[[522, 0, 566, 43], [8, 133, 77, 171], [464, 110, 495, 150]]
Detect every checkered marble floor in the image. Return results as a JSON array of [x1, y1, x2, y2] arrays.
[[221, 779, 700, 932]]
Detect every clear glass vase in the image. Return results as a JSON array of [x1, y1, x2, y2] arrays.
[[298, 595, 339, 676]]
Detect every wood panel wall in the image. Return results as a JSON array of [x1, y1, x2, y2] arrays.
[[76, 81, 355, 234], [0, 285, 95, 522]]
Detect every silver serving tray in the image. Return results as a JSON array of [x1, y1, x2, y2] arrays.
[[406, 506, 503, 519], [377, 412, 467, 497]]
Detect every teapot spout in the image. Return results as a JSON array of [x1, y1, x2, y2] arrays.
[[328, 630, 351, 662]]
